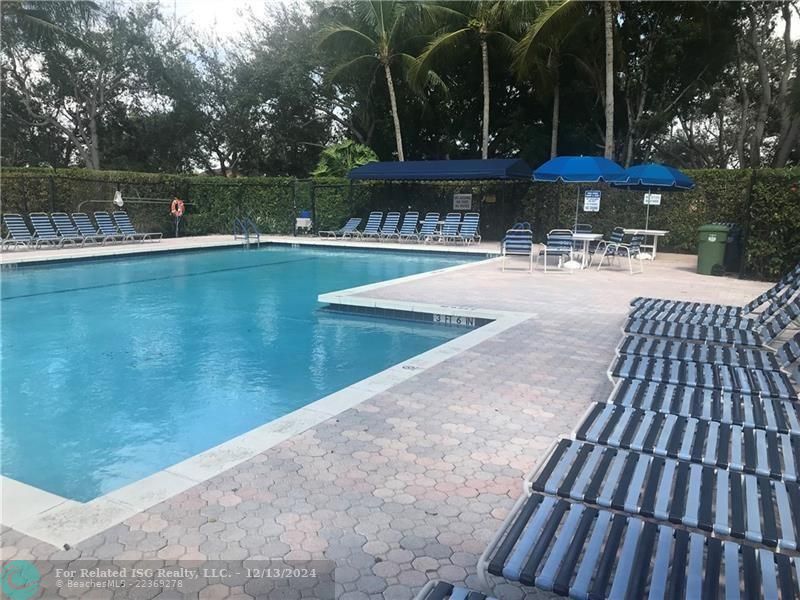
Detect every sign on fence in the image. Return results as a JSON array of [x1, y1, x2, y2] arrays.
[[583, 190, 601, 212], [644, 193, 662, 205], [453, 193, 472, 210]]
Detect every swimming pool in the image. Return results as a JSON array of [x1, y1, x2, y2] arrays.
[[1, 246, 480, 502]]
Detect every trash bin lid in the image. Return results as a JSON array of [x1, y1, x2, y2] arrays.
[[698, 224, 731, 233]]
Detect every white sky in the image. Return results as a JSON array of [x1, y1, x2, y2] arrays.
[[165, 0, 799, 41], [164, 0, 265, 38]]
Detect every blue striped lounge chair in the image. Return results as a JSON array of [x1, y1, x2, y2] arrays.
[[319, 217, 361, 239], [521, 438, 800, 550], [595, 233, 645, 274], [72, 212, 124, 244], [397, 212, 419, 242], [418, 212, 440, 244], [52, 212, 104, 246], [439, 213, 462, 244], [630, 262, 800, 316], [415, 581, 496, 600], [480, 488, 800, 598], [379, 211, 401, 240], [2, 214, 40, 250], [112, 211, 162, 241], [538, 229, 574, 273], [628, 280, 800, 329], [94, 211, 127, 241], [356, 211, 383, 240], [616, 330, 800, 372], [502, 228, 534, 273], [607, 378, 800, 434], [624, 295, 800, 347], [577, 401, 800, 481], [458, 212, 481, 244], [29, 212, 78, 248]]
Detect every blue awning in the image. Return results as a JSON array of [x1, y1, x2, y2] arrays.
[[347, 159, 533, 181]]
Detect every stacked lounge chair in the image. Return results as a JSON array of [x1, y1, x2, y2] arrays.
[[417, 264, 800, 600], [29, 213, 77, 248], [322, 211, 479, 246], [2, 214, 41, 250]]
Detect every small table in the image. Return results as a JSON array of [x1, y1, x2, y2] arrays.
[[570, 233, 604, 269], [623, 229, 669, 259]]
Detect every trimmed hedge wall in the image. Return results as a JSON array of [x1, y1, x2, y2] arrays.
[[2, 166, 798, 279]]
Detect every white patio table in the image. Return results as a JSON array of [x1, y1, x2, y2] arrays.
[[622, 228, 669, 259]]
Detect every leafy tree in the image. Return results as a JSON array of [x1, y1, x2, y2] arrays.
[[311, 139, 378, 177], [2, 2, 163, 169]]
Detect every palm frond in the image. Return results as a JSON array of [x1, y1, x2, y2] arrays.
[[513, 0, 584, 78], [327, 53, 378, 82], [399, 52, 448, 96], [316, 23, 376, 52]]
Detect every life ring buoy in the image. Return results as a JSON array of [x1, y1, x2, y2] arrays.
[[170, 198, 185, 217]]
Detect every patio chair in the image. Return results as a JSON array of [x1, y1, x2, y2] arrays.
[[572, 222, 596, 257], [378, 211, 401, 240], [2, 214, 40, 250], [318, 217, 361, 239], [624, 295, 800, 348], [480, 490, 799, 599], [501, 228, 534, 273], [52, 213, 103, 246], [577, 402, 799, 481], [630, 262, 800, 316], [112, 211, 162, 241], [397, 212, 419, 242], [537, 229, 574, 273], [356, 211, 383, 240], [29, 213, 77, 248], [458, 212, 481, 244], [418, 212, 440, 243], [439, 213, 462, 244], [595, 233, 645, 274], [72, 212, 124, 244], [608, 378, 800, 434]]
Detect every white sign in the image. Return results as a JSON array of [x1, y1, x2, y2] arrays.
[[453, 193, 472, 210], [583, 190, 601, 212], [644, 193, 662, 206]]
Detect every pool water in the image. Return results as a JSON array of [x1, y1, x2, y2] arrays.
[[1, 246, 478, 501]]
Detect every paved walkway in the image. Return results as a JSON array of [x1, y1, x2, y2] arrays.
[[1, 249, 771, 599]]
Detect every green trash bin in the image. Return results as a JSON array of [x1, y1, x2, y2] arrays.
[[697, 224, 729, 275]]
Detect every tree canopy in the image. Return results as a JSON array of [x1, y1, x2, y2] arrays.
[[2, 0, 798, 174]]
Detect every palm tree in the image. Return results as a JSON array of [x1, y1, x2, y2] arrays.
[[514, 1, 581, 158], [603, 0, 615, 159], [317, 1, 429, 162], [514, 0, 616, 159], [411, 1, 519, 159]]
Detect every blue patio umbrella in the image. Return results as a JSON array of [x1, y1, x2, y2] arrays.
[[613, 163, 695, 230], [533, 155, 628, 269]]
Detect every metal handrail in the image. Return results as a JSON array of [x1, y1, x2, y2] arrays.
[[233, 216, 261, 248]]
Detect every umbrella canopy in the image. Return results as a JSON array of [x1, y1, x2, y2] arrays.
[[613, 163, 695, 190], [533, 155, 629, 183]]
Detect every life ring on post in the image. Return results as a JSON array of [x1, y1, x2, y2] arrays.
[[170, 198, 185, 217]]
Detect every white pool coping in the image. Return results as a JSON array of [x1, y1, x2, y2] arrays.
[[0, 234, 498, 266], [1, 254, 533, 548]]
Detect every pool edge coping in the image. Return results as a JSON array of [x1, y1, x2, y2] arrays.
[[1, 255, 534, 549]]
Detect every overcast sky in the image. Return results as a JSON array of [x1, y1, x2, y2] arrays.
[[165, 0, 799, 41]]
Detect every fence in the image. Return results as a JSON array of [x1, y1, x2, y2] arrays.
[[1, 166, 798, 279]]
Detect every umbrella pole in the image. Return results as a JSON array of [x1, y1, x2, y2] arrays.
[[644, 186, 651, 230], [574, 185, 580, 230]]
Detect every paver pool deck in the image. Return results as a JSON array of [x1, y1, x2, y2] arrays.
[[0, 237, 780, 599]]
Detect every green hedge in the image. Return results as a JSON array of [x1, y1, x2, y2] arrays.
[[2, 166, 798, 279]]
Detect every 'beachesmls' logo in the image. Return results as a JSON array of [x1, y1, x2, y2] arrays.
[[1, 560, 40, 600]]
